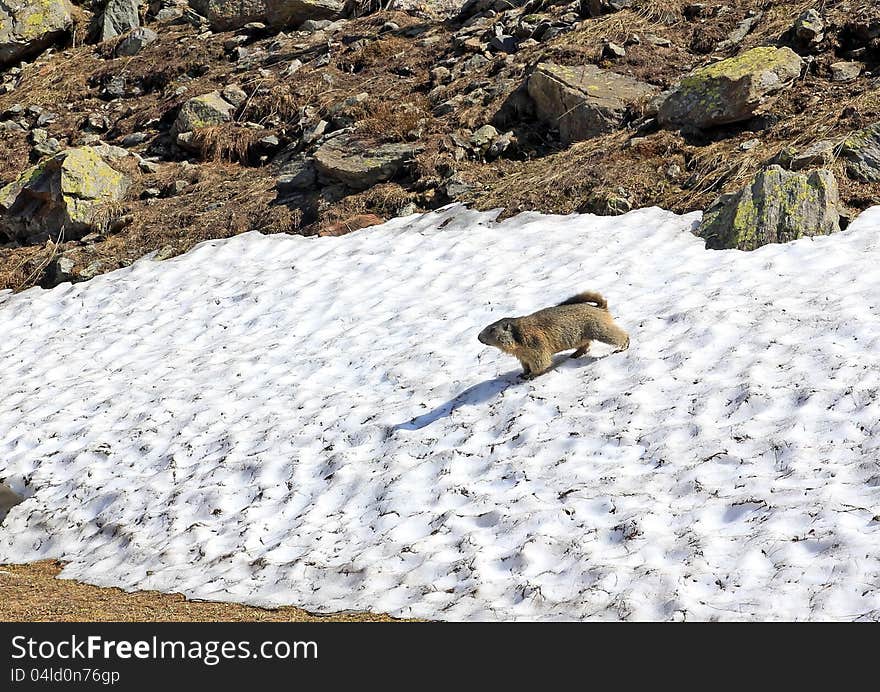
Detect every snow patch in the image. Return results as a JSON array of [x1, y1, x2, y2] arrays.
[[2, 204, 880, 620]]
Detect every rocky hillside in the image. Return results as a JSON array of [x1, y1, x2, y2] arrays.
[[2, 0, 880, 290]]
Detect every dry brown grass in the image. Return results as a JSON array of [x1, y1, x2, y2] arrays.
[[354, 98, 431, 143], [0, 561, 409, 622], [191, 124, 267, 164]]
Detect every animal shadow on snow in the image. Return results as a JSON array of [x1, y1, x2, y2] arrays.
[[391, 353, 601, 431]]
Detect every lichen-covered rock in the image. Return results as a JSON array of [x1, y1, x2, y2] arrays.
[[793, 9, 824, 47], [658, 47, 803, 131], [188, 0, 344, 30], [696, 165, 840, 251], [97, 0, 140, 42], [314, 134, 421, 189], [527, 62, 658, 144], [0, 0, 74, 66], [840, 123, 880, 182], [0, 146, 130, 244], [172, 90, 236, 139]]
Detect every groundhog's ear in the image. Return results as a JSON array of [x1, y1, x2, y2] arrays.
[[509, 322, 523, 343]]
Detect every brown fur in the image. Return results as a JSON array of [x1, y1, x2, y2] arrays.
[[478, 290, 630, 379]]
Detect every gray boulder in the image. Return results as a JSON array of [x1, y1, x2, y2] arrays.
[[830, 61, 862, 82], [115, 27, 158, 56], [658, 47, 803, 130], [697, 165, 841, 250], [840, 123, 880, 182], [314, 134, 421, 189], [0, 0, 74, 66], [172, 90, 236, 140], [527, 62, 658, 145], [98, 0, 141, 42]]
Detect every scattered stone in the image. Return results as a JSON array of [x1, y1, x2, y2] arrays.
[[739, 138, 760, 151], [0, 146, 130, 244], [301, 19, 332, 32], [716, 11, 762, 51], [0, 0, 74, 67], [430, 66, 452, 85], [379, 21, 399, 34], [793, 9, 824, 48], [36, 111, 58, 127], [121, 132, 148, 147], [658, 47, 803, 130], [696, 165, 841, 250], [602, 42, 626, 59], [302, 119, 328, 144], [221, 84, 248, 107], [281, 59, 303, 77], [166, 179, 189, 196], [98, 0, 141, 42], [645, 34, 671, 47], [314, 134, 421, 189], [831, 61, 863, 82], [442, 175, 472, 200], [84, 113, 109, 132], [840, 123, 880, 181], [470, 124, 498, 153], [115, 27, 159, 57], [141, 187, 161, 198], [102, 75, 127, 100], [489, 34, 518, 53], [138, 159, 160, 174], [528, 62, 659, 144]]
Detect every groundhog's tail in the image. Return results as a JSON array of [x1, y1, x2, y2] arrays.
[[558, 290, 608, 310]]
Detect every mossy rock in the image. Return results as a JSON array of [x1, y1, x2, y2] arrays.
[[697, 165, 841, 250], [172, 91, 237, 138], [840, 123, 880, 182], [0, 0, 74, 66], [658, 47, 803, 130], [0, 146, 129, 245]]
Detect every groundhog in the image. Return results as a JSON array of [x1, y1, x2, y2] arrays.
[[477, 290, 629, 379]]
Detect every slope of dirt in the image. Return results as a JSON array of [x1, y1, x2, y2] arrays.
[[0, 562, 404, 621], [1, 1, 879, 288]]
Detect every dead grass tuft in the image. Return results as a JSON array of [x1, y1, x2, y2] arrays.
[[191, 124, 266, 164], [354, 98, 431, 142]]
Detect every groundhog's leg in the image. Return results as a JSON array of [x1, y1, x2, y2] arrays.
[[611, 328, 630, 352], [571, 340, 592, 358], [517, 358, 532, 379], [522, 349, 553, 378]]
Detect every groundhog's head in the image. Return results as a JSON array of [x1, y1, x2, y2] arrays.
[[478, 318, 520, 352]]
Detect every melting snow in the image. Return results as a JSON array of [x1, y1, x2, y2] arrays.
[[2, 204, 880, 620]]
